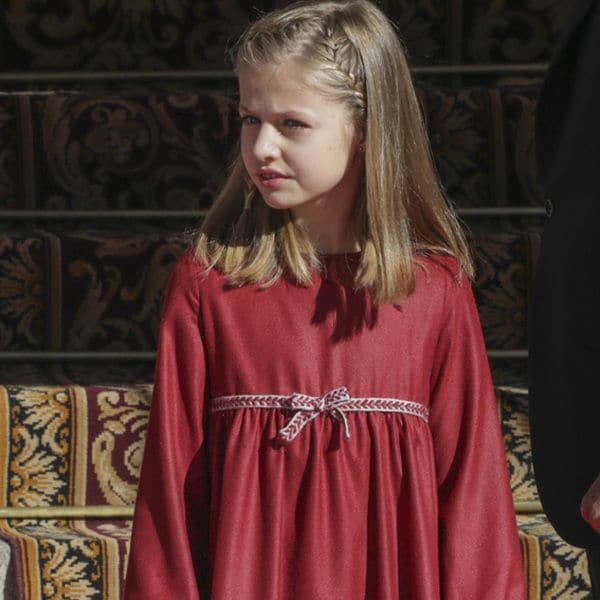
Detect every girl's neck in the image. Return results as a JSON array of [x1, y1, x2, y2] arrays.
[[291, 191, 362, 255], [295, 214, 361, 254]]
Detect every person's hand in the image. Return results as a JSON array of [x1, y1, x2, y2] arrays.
[[581, 473, 600, 534]]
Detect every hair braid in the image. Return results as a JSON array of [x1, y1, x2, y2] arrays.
[[317, 22, 367, 116]]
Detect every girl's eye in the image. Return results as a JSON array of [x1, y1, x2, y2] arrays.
[[284, 119, 306, 129], [241, 115, 259, 125]]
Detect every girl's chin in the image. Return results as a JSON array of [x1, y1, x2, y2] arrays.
[[259, 195, 299, 211]]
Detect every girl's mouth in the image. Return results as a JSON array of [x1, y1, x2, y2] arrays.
[[258, 171, 289, 188]]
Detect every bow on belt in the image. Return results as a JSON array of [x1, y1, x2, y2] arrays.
[[278, 386, 352, 443], [211, 388, 429, 443]]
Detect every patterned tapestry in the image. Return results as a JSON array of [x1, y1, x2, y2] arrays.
[[0, 0, 572, 75], [0, 0, 591, 598]]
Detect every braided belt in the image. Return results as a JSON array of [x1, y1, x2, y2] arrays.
[[211, 386, 429, 442]]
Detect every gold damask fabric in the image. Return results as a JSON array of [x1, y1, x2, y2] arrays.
[[519, 514, 592, 599], [0, 383, 594, 598], [0, 518, 131, 600], [0, 515, 592, 599], [497, 386, 539, 504], [0, 385, 145, 597], [0, 385, 151, 508]]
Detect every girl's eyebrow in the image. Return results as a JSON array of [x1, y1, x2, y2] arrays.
[[238, 103, 315, 120]]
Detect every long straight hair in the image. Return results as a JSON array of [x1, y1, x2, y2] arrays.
[[195, 0, 473, 304]]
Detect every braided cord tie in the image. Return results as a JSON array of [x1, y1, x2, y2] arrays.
[[211, 387, 429, 443]]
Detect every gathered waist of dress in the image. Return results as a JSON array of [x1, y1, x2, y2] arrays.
[[211, 387, 428, 443]]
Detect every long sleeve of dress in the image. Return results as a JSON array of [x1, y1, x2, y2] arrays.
[[429, 267, 526, 599], [124, 252, 209, 600]]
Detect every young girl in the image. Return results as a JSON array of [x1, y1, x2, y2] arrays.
[[125, 1, 526, 598]]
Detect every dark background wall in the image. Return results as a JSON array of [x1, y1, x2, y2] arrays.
[[0, 0, 572, 384]]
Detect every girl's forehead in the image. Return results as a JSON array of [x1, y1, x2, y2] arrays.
[[238, 61, 330, 109], [238, 59, 311, 93]]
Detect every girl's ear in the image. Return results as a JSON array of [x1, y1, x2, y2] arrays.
[[355, 125, 366, 152]]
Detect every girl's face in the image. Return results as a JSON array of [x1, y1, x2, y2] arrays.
[[238, 59, 364, 223]]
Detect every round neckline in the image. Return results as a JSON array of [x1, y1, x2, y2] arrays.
[[319, 251, 361, 259]]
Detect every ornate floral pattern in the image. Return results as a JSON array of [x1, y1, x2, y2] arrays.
[[58, 231, 187, 351], [1, 1, 255, 71], [472, 233, 532, 349], [503, 85, 545, 206], [0, 236, 45, 351], [0, 88, 548, 211], [90, 386, 151, 505], [464, 0, 572, 63], [0, 518, 129, 600], [0, 99, 18, 209], [37, 93, 237, 210], [424, 88, 492, 207], [0, 230, 540, 354], [0, 385, 151, 508], [497, 386, 539, 502], [384, 0, 448, 64], [519, 513, 592, 598], [8, 388, 70, 508], [0, 0, 571, 72]]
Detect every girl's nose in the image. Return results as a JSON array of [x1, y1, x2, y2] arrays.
[[253, 124, 281, 162]]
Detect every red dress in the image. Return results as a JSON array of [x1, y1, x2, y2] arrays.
[[124, 250, 526, 599]]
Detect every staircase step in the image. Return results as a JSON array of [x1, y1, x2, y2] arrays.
[[0, 385, 150, 509], [0, 87, 548, 216], [0, 2, 570, 82], [518, 513, 592, 598], [0, 514, 592, 598], [0, 230, 538, 366], [497, 386, 539, 504], [0, 518, 130, 599]]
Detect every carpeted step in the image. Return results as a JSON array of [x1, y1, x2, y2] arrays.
[[0, 385, 151, 510], [0, 518, 130, 600], [0, 87, 545, 215], [0, 382, 592, 598], [0, 2, 569, 89], [0, 382, 539, 509], [0, 230, 537, 359], [519, 513, 592, 599], [0, 515, 592, 599], [497, 385, 538, 505], [0, 229, 538, 387]]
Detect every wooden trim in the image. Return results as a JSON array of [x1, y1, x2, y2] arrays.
[[0, 210, 208, 219], [0, 350, 532, 361], [0, 501, 541, 519], [0, 207, 545, 219], [0, 352, 155, 361], [0, 64, 549, 84], [487, 350, 529, 359], [514, 501, 544, 514], [0, 505, 134, 519]]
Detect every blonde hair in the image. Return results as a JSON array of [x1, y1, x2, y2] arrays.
[[195, 0, 473, 304]]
